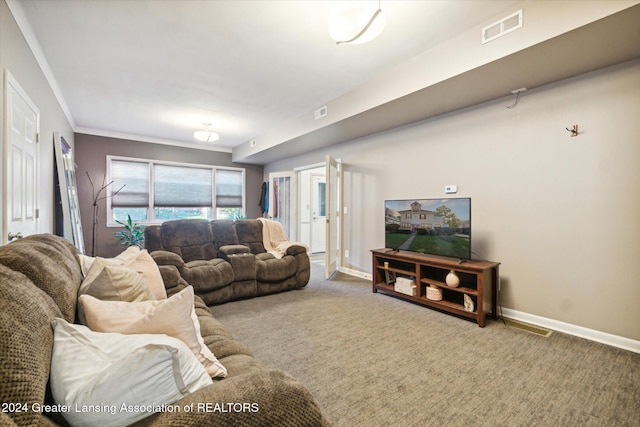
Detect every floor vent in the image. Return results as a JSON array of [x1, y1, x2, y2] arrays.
[[504, 318, 553, 337], [482, 9, 523, 44]]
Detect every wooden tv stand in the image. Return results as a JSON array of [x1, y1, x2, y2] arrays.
[[371, 249, 500, 327]]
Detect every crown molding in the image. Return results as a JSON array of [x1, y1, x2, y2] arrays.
[[75, 127, 233, 154], [6, 0, 76, 129]]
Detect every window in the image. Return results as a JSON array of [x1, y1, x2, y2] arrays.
[[107, 156, 245, 225]]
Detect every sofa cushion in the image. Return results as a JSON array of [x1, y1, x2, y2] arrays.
[[256, 255, 298, 282], [160, 219, 217, 262], [80, 286, 227, 378], [0, 265, 62, 427], [234, 219, 268, 254], [181, 258, 234, 292], [210, 219, 239, 248], [50, 318, 213, 427], [0, 234, 82, 322]]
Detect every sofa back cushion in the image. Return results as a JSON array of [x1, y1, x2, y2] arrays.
[[210, 220, 239, 249], [234, 220, 267, 254], [159, 219, 217, 262], [143, 224, 163, 253], [0, 267, 62, 426], [0, 234, 81, 322]]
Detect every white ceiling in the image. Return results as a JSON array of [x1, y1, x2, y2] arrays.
[[11, 0, 521, 152]]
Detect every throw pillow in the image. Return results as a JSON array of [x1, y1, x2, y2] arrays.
[[79, 286, 227, 378], [78, 246, 167, 299], [120, 248, 168, 300], [78, 257, 155, 324], [50, 318, 212, 427]]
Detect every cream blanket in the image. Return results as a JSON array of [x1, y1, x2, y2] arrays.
[[257, 218, 309, 258]]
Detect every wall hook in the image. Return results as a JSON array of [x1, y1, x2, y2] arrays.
[[566, 124, 579, 137], [506, 87, 527, 109]]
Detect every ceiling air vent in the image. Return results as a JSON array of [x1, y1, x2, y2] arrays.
[[482, 9, 523, 44]]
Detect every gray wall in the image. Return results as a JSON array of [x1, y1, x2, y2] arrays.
[[75, 133, 264, 257], [0, 0, 75, 237], [264, 59, 640, 342]]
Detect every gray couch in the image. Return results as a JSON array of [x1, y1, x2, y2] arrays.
[[144, 219, 310, 306], [0, 234, 329, 426]]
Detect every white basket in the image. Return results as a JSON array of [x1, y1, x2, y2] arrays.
[[426, 285, 443, 301]]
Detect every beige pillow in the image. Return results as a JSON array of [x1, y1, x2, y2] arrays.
[[78, 257, 155, 325], [79, 257, 155, 302], [79, 247, 167, 300], [50, 318, 212, 427], [115, 245, 142, 264], [79, 286, 227, 378], [122, 248, 167, 300], [78, 253, 123, 278]]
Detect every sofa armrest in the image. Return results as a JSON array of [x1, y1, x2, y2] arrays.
[[218, 244, 251, 259], [156, 265, 190, 295], [285, 244, 308, 256], [143, 369, 329, 426], [150, 250, 185, 268]]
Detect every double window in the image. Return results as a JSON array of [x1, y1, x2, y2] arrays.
[[106, 156, 244, 225]]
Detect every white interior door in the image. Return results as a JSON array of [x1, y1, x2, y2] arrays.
[[325, 155, 340, 278], [310, 174, 326, 253], [4, 71, 39, 244]]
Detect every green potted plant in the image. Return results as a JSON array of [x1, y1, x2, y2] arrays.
[[114, 215, 145, 248]]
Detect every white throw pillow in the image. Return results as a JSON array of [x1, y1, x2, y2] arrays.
[[50, 318, 212, 427], [79, 286, 227, 378]]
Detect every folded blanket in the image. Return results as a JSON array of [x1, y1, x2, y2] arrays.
[[257, 218, 309, 258]]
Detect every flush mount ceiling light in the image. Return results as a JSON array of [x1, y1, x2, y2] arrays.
[[328, 0, 385, 45], [193, 123, 219, 142]]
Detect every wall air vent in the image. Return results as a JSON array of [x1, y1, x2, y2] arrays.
[[482, 9, 523, 44], [314, 106, 327, 120]]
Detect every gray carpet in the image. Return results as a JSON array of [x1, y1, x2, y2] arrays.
[[212, 264, 640, 427]]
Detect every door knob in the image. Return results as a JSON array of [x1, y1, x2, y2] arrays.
[[8, 232, 23, 241]]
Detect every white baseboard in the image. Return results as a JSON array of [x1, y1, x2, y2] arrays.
[[335, 269, 640, 354], [338, 266, 372, 281], [501, 307, 640, 354]]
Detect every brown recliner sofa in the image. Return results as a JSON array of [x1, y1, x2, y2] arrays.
[[0, 234, 329, 426], [144, 219, 310, 306]]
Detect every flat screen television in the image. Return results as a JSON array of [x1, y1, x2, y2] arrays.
[[384, 198, 471, 261]]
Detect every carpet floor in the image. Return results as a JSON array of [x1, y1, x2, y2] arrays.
[[212, 264, 640, 427]]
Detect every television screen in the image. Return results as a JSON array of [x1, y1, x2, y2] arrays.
[[384, 198, 471, 260]]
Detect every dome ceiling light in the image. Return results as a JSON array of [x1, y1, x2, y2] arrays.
[[328, 0, 385, 45], [194, 123, 220, 143]]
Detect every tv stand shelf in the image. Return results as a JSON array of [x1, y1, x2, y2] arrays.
[[371, 249, 500, 327]]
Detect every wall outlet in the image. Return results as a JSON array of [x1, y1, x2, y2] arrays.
[[344, 250, 349, 259]]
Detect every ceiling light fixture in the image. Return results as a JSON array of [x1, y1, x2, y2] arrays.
[[328, 0, 385, 45], [194, 123, 220, 142]]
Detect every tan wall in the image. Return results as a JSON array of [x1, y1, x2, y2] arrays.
[[0, 0, 75, 237], [264, 59, 640, 342]]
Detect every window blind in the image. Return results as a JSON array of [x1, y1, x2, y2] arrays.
[[111, 160, 149, 207], [215, 169, 243, 207], [154, 164, 212, 207]]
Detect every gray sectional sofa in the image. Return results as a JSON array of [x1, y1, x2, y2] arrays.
[[144, 219, 311, 306]]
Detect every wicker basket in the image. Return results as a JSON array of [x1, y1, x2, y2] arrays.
[[426, 285, 443, 301]]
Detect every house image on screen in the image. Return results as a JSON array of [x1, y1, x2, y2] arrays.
[[398, 201, 445, 231]]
